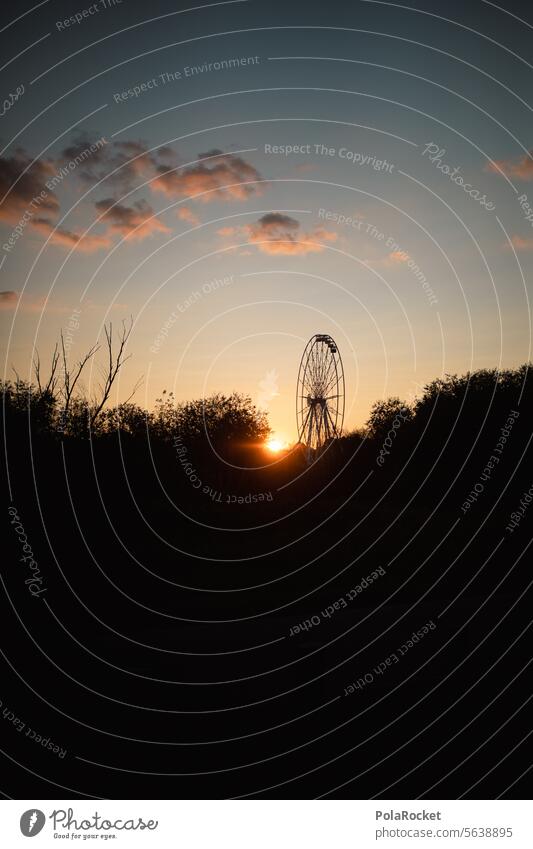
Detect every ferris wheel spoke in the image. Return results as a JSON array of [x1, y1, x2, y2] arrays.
[[323, 362, 339, 395], [296, 334, 344, 458], [317, 344, 328, 380], [299, 402, 312, 430], [324, 404, 338, 436], [321, 345, 332, 381], [306, 407, 317, 448], [299, 404, 313, 440], [302, 368, 317, 392], [311, 349, 322, 388]]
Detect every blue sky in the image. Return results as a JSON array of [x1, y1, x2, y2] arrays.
[[1, 0, 532, 441]]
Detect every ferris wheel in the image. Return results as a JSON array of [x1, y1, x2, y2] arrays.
[[296, 334, 345, 458]]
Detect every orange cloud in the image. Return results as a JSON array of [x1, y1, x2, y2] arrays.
[[0, 149, 58, 224], [94, 198, 170, 241], [0, 290, 18, 309], [487, 152, 533, 180], [152, 149, 264, 203], [509, 235, 533, 251], [366, 250, 410, 268], [389, 250, 409, 263], [218, 213, 337, 256], [216, 226, 239, 237], [61, 137, 178, 190], [0, 290, 61, 313], [293, 163, 319, 174], [250, 215, 337, 255], [31, 218, 112, 252], [176, 206, 200, 226]]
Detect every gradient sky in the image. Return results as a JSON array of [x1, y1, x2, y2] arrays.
[[1, 0, 532, 443]]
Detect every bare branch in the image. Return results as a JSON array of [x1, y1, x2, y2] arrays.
[[45, 343, 60, 395], [34, 343, 60, 396], [90, 317, 134, 428], [60, 330, 99, 422], [121, 374, 143, 407], [33, 350, 42, 392]]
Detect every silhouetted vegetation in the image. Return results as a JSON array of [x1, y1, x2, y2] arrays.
[[3, 344, 532, 799]]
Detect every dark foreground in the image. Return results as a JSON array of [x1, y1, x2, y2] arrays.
[[2, 369, 532, 798]]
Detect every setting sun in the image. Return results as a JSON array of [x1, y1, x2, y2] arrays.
[[265, 437, 287, 453]]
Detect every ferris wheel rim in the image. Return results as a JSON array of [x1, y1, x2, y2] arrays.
[[295, 333, 345, 453]]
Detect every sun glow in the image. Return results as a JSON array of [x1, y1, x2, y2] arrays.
[[265, 437, 288, 453]]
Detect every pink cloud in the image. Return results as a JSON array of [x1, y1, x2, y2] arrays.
[[176, 206, 200, 226], [0, 290, 18, 310], [152, 150, 264, 203], [94, 198, 170, 241], [487, 152, 533, 180], [0, 149, 58, 224], [218, 213, 337, 256], [365, 250, 410, 268], [31, 217, 112, 252], [509, 235, 533, 251]]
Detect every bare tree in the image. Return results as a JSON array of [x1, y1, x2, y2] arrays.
[[90, 317, 135, 428], [33, 343, 60, 396], [26, 319, 139, 435], [59, 331, 100, 423]]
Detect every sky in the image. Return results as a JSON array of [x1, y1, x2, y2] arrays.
[[1, 0, 532, 444]]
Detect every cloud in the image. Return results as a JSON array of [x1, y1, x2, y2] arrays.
[[0, 290, 125, 314], [293, 162, 319, 174], [0, 149, 59, 224], [509, 235, 533, 251], [487, 152, 533, 180], [60, 137, 178, 190], [217, 212, 337, 255], [152, 149, 264, 202], [31, 217, 112, 252], [217, 226, 239, 237], [388, 250, 409, 264], [0, 140, 265, 256], [0, 290, 51, 313], [59, 135, 110, 180], [365, 250, 410, 268], [0, 290, 18, 309], [58, 140, 264, 203], [176, 206, 200, 226], [94, 198, 171, 241]]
